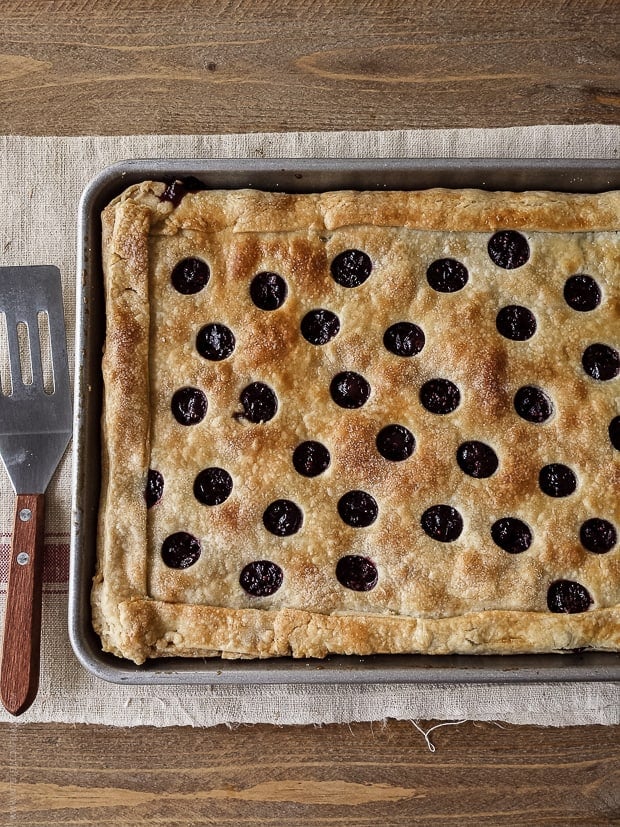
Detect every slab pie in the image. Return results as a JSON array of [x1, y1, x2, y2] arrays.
[[94, 181, 620, 663]]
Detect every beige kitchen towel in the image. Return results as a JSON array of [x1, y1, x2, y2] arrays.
[[0, 126, 618, 726]]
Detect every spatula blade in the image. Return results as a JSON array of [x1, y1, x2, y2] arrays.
[[0, 266, 72, 494]]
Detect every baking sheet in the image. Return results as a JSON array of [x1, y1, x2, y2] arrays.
[[70, 158, 620, 684]]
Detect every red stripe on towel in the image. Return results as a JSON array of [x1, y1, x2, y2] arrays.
[[0, 542, 70, 585]]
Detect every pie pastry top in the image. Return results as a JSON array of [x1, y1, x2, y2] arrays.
[[94, 180, 620, 664]]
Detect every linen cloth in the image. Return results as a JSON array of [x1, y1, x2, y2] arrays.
[[0, 126, 618, 726]]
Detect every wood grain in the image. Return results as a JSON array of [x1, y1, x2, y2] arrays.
[[0, 0, 617, 134], [0, 2, 618, 825], [0, 721, 618, 826], [0, 494, 45, 717]]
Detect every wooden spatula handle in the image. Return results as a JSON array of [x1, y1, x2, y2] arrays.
[[1, 493, 45, 716]]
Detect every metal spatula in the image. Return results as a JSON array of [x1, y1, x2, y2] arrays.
[[0, 266, 72, 716]]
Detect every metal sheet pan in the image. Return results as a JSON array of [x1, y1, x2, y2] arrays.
[[70, 158, 620, 685]]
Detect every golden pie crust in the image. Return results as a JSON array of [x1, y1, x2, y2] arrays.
[[94, 181, 620, 664]]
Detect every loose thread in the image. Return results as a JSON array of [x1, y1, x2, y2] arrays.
[[410, 719, 467, 752]]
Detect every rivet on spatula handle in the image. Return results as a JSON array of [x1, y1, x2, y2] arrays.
[[1, 494, 45, 715]]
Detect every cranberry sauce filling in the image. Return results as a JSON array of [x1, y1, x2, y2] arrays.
[[538, 463, 577, 497], [336, 555, 378, 591], [496, 305, 536, 341], [426, 258, 468, 292], [580, 518, 617, 554], [145, 469, 164, 508], [610, 416, 620, 451], [488, 230, 530, 269], [419, 378, 460, 415], [337, 490, 378, 528], [456, 441, 498, 478], [330, 249, 372, 287], [383, 322, 425, 356], [240, 560, 283, 597], [171, 258, 210, 294], [376, 424, 415, 461], [491, 518, 532, 554], [263, 499, 303, 536], [193, 467, 233, 506], [161, 532, 201, 569], [564, 274, 601, 311], [582, 343, 620, 381], [171, 387, 208, 425], [547, 580, 592, 613], [160, 180, 188, 207], [293, 440, 331, 477], [330, 371, 371, 409], [250, 272, 288, 310], [159, 176, 206, 206], [513, 386, 553, 423], [421, 504, 463, 542], [196, 323, 235, 361], [237, 382, 278, 423], [300, 309, 340, 345]]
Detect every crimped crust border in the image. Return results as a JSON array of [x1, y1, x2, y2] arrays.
[[94, 182, 620, 664]]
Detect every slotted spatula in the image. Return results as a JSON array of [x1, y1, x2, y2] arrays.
[[0, 265, 72, 716]]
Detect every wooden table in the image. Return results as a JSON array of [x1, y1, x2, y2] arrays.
[[0, 3, 618, 824]]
